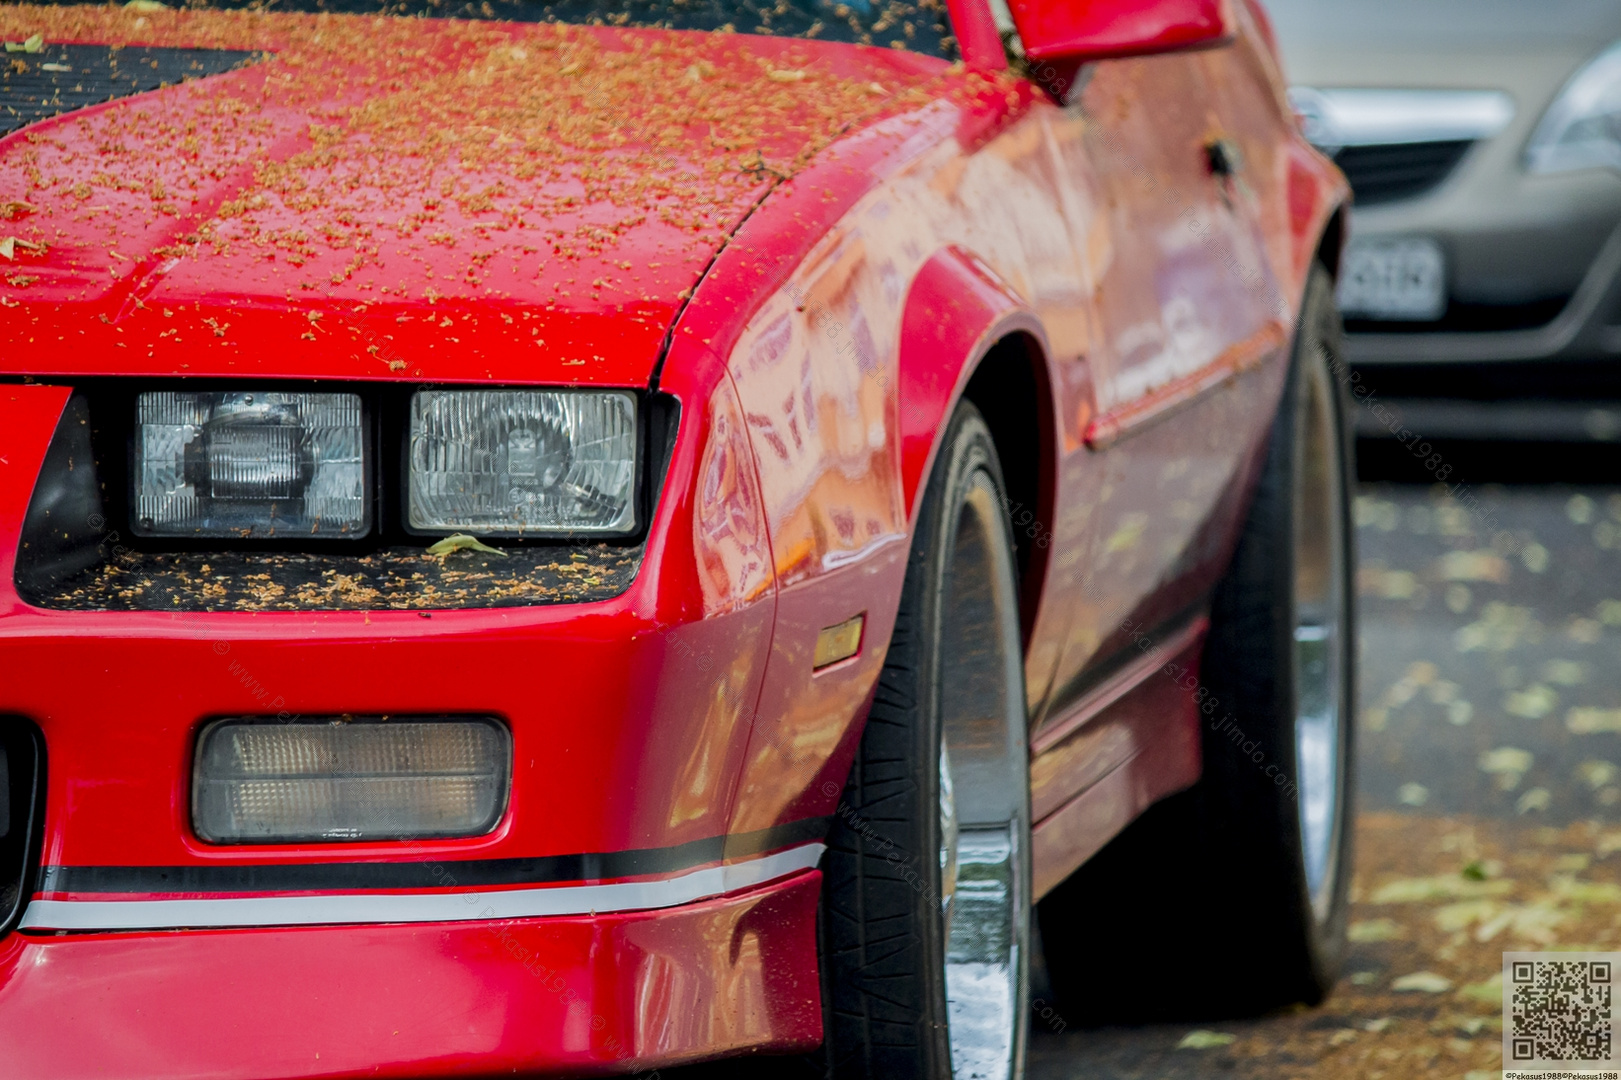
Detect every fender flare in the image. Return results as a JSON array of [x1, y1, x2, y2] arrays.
[[895, 246, 1058, 526], [1285, 138, 1352, 294]]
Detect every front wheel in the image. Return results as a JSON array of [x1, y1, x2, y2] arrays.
[[818, 403, 1032, 1080]]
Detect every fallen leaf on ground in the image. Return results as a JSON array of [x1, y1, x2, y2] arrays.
[[1505, 684, 1558, 719], [1597, 832, 1621, 858], [1517, 787, 1552, 814], [1177, 1030, 1235, 1049], [1578, 761, 1618, 790], [1433, 899, 1499, 933], [1475, 901, 1564, 943], [1398, 782, 1430, 806], [1438, 550, 1509, 583], [1569, 708, 1621, 734], [1370, 874, 1513, 903], [1392, 971, 1453, 993], [1543, 659, 1588, 685], [1457, 973, 1503, 1005], [1549, 876, 1621, 904], [1348, 917, 1404, 941], [1359, 567, 1418, 599], [1479, 747, 1533, 788]]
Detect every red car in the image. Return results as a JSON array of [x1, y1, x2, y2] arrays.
[[0, 0, 1350, 1075]]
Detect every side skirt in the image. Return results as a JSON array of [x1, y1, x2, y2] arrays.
[[1029, 615, 1208, 900]]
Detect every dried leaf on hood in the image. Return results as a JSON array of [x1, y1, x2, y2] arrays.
[[0, 236, 47, 260]]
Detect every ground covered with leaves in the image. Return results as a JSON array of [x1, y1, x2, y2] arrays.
[[1030, 483, 1621, 1079], [1030, 811, 1621, 1079]]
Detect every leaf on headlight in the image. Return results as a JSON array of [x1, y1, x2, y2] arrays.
[[426, 534, 508, 558]]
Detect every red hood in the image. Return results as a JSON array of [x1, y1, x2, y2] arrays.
[[0, 6, 941, 385]]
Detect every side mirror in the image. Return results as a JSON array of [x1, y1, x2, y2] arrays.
[[1006, 0, 1237, 98]]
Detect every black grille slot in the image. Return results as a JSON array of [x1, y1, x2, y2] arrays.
[[0, 720, 44, 938], [1332, 139, 1474, 206], [2, 43, 258, 137]]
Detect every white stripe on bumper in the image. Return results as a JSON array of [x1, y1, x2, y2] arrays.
[[20, 843, 825, 931]]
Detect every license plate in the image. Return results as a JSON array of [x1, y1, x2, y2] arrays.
[[1336, 237, 1446, 321]]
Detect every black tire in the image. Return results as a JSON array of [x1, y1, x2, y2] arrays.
[[1037, 262, 1356, 1020], [817, 402, 1032, 1080]]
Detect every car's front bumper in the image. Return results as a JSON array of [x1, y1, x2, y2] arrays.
[[0, 378, 842, 1076], [1341, 147, 1621, 367], [0, 872, 822, 1078]]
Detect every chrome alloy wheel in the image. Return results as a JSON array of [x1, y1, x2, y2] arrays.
[[936, 471, 1029, 1080], [1292, 346, 1349, 925]]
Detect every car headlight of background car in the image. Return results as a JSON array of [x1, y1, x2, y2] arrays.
[[1526, 39, 1621, 175]]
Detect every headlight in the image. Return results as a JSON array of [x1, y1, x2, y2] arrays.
[[408, 389, 637, 536], [134, 390, 368, 538], [1527, 40, 1621, 174], [193, 716, 511, 843]]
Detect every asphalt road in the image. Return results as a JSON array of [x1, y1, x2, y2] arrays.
[[1026, 476, 1621, 1080]]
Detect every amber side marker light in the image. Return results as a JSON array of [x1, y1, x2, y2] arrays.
[[193, 717, 511, 844], [814, 614, 865, 670]]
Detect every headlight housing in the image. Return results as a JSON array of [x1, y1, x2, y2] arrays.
[[1527, 39, 1621, 175], [408, 389, 637, 536], [133, 390, 368, 538]]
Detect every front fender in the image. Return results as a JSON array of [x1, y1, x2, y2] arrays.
[[896, 246, 1051, 523]]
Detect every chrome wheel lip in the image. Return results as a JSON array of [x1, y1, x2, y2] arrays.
[[1293, 348, 1349, 924], [937, 470, 1029, 1080]]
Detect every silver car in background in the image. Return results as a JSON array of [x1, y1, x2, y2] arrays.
[[1269, 0, 1621, 435]]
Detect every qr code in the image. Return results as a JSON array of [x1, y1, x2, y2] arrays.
[[1506, 952, 1617, 1067]]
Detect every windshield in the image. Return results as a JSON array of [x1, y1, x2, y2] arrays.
[[175, 0, 959, 58]]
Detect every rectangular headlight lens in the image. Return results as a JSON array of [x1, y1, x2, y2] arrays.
[[193, 717, 511, 843], [408, 390, 637, 536], [134, 391, 368, 538]]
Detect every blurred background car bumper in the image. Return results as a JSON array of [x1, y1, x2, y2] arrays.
[[1341, 171, 1621, 367]]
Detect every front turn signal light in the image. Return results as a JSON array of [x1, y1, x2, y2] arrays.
[[193, 716, 511, 843]]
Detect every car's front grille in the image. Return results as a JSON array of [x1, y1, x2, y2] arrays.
[[1332, 140, 1474, 206], [1, 43, 258, 137], [0, 720, 43, 938]]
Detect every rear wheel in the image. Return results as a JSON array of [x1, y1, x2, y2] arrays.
[[818, 403, 1032, 1080], [1037, 263, 1355, 1019]]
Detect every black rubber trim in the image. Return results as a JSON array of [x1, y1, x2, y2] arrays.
[[38, 816, 829, 895]]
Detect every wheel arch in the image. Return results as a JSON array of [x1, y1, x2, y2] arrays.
[[896, 247, 1061, 643], [1317, 203, 1349, 281]]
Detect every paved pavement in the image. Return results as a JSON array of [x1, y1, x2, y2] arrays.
[[1027, 480, 1621, 1079]]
